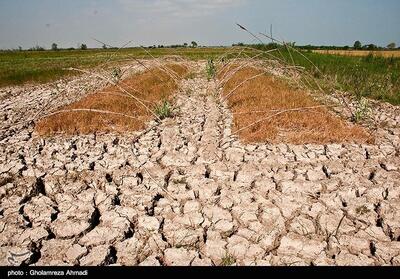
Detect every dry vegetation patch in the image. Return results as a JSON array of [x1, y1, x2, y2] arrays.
[[35, 64, 188, 136], [220, 66, 374, 144], [313, 50, 400, 58]]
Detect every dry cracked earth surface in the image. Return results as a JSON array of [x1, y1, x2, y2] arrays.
[[1, 62, 400, 266]]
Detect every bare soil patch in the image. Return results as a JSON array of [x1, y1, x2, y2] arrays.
[[1, 62, 400, 266], [220, 66, 374, 144]]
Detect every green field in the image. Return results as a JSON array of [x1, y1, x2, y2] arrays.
[[238, 45, 400, 105], [1, 46, 399, 105], [282, 49, 400, 105], [0, 47, 228, 87]]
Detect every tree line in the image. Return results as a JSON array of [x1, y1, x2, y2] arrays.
[[4, 40, 398, 52], [11, 41, 200, 52], [233, 41, 398, 51]]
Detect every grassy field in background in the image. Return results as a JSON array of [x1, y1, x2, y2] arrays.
[[291, 50, 400, 105], [0, 47, 228, 87], [237, 46, 400, 105], [1, 46, 399, 105]]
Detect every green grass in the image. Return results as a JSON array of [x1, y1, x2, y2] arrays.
[[272, 48, 400, 105], [206, 58, 216, 80], [0, 47, 229, 87], [154, 100, 172, 120], [1, 46, 399, 106], [225, 44, 400, 105]]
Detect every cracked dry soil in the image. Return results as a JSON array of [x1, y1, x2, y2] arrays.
[[1, 62, 400, 266]]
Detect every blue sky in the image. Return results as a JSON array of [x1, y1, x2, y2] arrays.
[[0, 0, 399, 49]]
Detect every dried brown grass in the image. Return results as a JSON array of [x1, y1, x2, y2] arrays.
[[35, 64, 188, 136], [219, 66, 374, 144], [313, 50, 400, 58]]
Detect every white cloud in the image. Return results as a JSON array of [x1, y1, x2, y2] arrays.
[[118, 0, 246, 18]]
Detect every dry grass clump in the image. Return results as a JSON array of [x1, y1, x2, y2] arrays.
[[313, 50, 400, 58], [35, 64, 188, 136], [220, 66, 374, 144]]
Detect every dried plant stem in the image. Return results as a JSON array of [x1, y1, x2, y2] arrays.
[[142, 165, 177, 201], [236, 23, 265, 45], [42, 109, 143, 121], [215, 47, 244, 65], [91, 38, 134, 69], [67, 67, 162, 121], [259, 32, 324, 76], [232, 105, 337, 115], [95, 91, 154, 104], [121, 58, 173, 85], [222, 72, 265, 101], [217, 55, 263, 87], [284, 42, 296, 66], [138, 47, 182, 84], [130, 144, 178, 201], [230, 105, 328, 137]]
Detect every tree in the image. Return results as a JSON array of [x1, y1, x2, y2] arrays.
[[354, 41, 362, 50], [183, 43, 188, 48], [387, 42, 396, 49], [29, 45, 45, 51], [51, 43, 58, 51], [191, 41, 198, 48], [80, 44, 88, 50], [363, 44, 377, 50], [102, 44, 107, 49]]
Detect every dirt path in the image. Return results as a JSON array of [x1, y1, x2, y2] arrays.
[[1, 62, 400, 266]]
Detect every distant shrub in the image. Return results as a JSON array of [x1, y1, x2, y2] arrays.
[[28, 45, 45, 51]]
